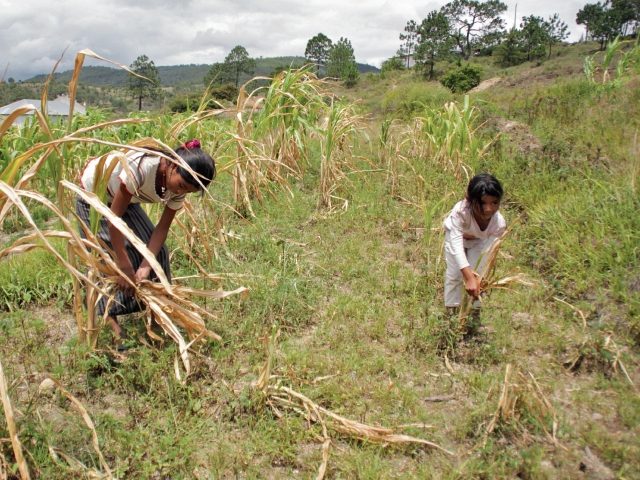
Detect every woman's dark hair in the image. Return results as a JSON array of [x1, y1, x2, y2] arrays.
[[174, 145, 216, 191], [466, 173, 503, 207]]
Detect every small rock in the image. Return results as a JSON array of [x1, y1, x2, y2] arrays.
[[591, 413, 604, 421], [580, 446, 614, 480], [540, 460, 556, 477], [38, 378, 56, 395], [512, 312, 534, 325]]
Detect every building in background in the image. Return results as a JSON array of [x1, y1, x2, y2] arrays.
[[0, 95, 86, 126]]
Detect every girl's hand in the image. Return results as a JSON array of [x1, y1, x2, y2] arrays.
[[462, 267, 481, 299], [135, 265, 152, 284]]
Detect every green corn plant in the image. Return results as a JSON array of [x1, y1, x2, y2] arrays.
[[584, 36, 640, 89], [251, 66, 326, 176], [318, 100, 365, 210], [228, 67, 329, 216], [408, 96, 492, 183]]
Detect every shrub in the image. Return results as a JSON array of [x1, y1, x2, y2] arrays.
[[381, 57, 405, 74], [381, 82, 453, 117], [169, 84, 238, 112], [441, 64, 482, 93]]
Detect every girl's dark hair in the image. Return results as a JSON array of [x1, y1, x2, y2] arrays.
[[174, 145, 216, 191], [466, 173, 503, 206]]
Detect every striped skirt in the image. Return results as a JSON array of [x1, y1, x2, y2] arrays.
[[75, 197, 171, 317]]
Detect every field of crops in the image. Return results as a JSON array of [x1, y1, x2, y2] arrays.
[[0, 43, 639, 478]]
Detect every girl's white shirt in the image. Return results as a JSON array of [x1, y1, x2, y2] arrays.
[[443, 199, 506, 270], [80, 151, 186, 211]]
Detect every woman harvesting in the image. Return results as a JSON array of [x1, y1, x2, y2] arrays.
[[76, 139, 215, 347]]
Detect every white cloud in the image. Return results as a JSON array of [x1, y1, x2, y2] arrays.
[[1, 0, 587, 80]]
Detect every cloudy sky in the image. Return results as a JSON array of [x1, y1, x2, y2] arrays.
[[1, 0, 586, 80]]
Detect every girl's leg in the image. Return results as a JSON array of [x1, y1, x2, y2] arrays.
[[464, 238, 497, 334], [444, 248, 463, 308]]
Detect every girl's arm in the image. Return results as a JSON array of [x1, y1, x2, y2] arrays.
[[461, 266, 480, 299], [109, 182, 135, 293], [134, 205, 177, 282]]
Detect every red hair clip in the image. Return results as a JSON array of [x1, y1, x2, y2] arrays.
[[184, 139, 201, 150]]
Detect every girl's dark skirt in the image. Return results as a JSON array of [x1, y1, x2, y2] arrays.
[[75, 197, 171, 317]]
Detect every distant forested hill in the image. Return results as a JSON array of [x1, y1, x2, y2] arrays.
[[24, 57, 380, 87]]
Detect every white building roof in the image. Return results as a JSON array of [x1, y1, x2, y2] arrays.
[[0, 95, 86, 116]]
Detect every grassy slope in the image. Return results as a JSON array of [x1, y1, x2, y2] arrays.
[[0, 42, 639, 478]]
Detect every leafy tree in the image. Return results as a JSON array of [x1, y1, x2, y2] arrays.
[[546, 13, 569, 58], [577, 2, 633, 49], [441, 0, 508, 59], [414, 11, 453, 79], [342, 62, 360, 87], [593, 5, 625, 48], [327, 37, 359, 87], [128, 54, 160, 111], [305, 33, 333, 73], [491, 11, 568, 67], [205, 46, 256, 88], [493, 28, 526, 66], [577, 3, 605, 41], [610, 0, 640, 35], [224, 45, 256, 88], [398, 20, 419, 68], [520, 15, 549, 61], [204, 62, 231, 87]]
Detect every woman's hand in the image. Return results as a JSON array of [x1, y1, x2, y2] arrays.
[[461, 267, 481, 299], [135, 265, 152, 284], [116, 263, 136, 296]]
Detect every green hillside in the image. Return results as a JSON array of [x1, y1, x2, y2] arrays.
[[23, 57, 380, 88]]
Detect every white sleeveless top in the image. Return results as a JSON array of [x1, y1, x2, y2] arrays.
[[80, 150, 186, 211]]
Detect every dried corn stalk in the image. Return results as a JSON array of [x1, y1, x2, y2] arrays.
[[0, 358, 30, 480], [484, 364, 564, 449], [0, 180, 248, 379], [254, 333, 453, 479], [38, 378, 112, 479]]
